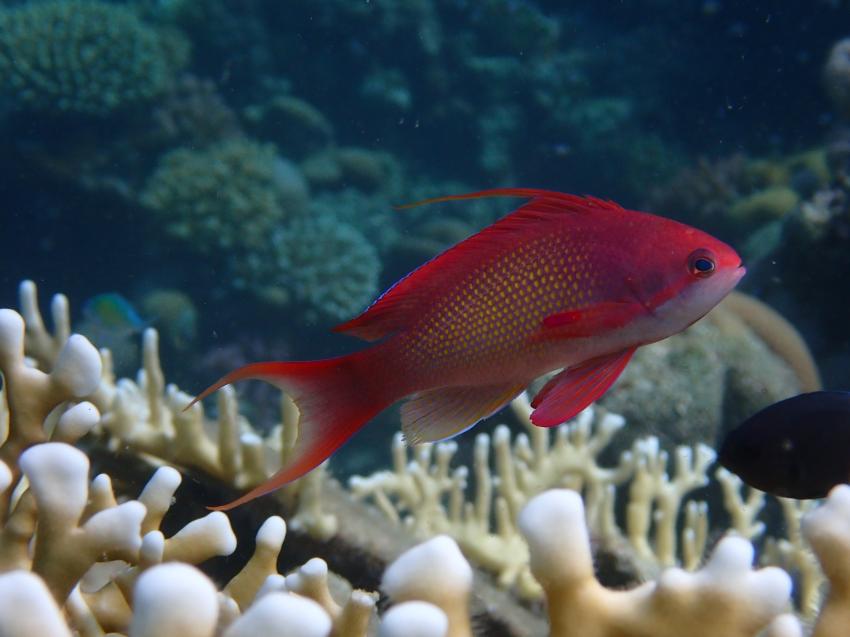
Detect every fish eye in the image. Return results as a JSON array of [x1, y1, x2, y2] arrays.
[[688, 249, 716, 278]]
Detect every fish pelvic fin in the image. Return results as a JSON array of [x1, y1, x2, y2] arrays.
[[188, 354, 387, 511], [530, 347, 636, 427]]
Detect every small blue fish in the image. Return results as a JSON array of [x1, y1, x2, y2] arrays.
[[77, 293, 147, 364], [719, 391, 850, 499], [82, 293, 146, 334]]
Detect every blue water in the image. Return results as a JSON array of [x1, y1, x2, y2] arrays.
[[0, 0, 848, 476]]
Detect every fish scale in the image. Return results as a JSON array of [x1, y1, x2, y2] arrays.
[[404, 234, 599, 372]]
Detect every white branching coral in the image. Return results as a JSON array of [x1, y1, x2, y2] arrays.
[[719, 466, 825, 620], [351, 395, 717, 597], [0, 413, 361, 636], [11, 280, 336, 539], [225, 516, 287, 609], [0, 439, 241, 610], [801, 484, 850, 637], [382, 535, 472, 637], [0, 303, 101, 480], [625, 435, 716, 570], [285, 557, 378, 635], [223, 591, 332, 637], [0, 570, 71, 637], [129, 563, 220, 637], [4, 278, 850, 636], [20, 442, 146, 601], [518, 489, 793, 637], [0, 454, 377, 636], [379, 601, 448, 637]]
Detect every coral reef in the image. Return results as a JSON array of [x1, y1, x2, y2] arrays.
[[265, 218, 380, 322], [303, 147, 400, 194], [244, 95, 334, 158], [140, 138, 383, 323], [14, 280, 336, 539], [0, 1, 186, 115], [519, 489, 791, 637], [141, 139, 308, 255], [729, 186, 800, 228], [2, 0, 848, 629], [647, 152, 826, 244], [152, 75, 242, 148], [250, 0, 641, 186], [309, 189, 403, 257], [823, 38, 850, 119], [775, 184, 850, 341], [351, 395, 716, 597], [138, 288, 198, 351], [2, 278, 849, 636]]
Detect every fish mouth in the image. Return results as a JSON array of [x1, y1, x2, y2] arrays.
[[734, 262, 747, 281]]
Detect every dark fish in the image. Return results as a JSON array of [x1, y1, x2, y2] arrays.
[[718, 391, 850, 499]]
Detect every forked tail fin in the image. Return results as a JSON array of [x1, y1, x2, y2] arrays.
[[186, 353, 387, 511]]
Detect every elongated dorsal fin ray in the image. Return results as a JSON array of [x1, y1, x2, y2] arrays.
[[394, 187, 594, 210], [334, 189, 624, 342]]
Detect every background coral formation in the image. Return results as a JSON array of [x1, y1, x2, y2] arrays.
[[0, 0, 185, 115], [2, 1, 850, 634]]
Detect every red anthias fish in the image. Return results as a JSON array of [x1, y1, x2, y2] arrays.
[[190, 188, 745, 510]]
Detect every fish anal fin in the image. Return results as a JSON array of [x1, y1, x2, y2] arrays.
[[530, 348, 636, 427], [401, 383, 525, 445], [534, 301, 644, 340]]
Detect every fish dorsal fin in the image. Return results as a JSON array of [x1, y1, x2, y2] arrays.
[[333, 189, 623, 341], [401, 382, 525, 445], [530, 347, 636, 427]]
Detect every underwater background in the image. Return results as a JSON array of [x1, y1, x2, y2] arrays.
[[1, 1, 850, 635], [3, 0, 848, 474]]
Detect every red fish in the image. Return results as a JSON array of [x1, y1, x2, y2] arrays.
[[191, 188, 745, 510]]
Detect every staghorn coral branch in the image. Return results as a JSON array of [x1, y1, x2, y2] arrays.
[[519, 489, 791, 637], [0, 307, 101, 512]]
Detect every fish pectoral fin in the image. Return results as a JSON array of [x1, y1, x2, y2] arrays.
[[401, 383, 525, 445], [533, 301, 644, 340], [530, 348, 636, 427]]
